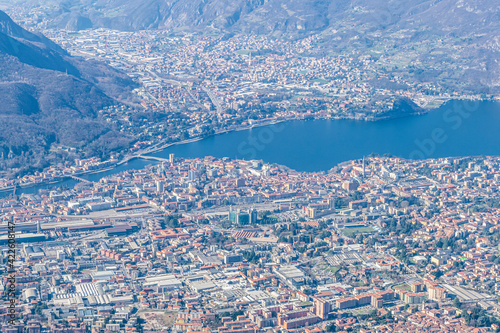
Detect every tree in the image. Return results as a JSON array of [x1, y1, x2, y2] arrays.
[[431, 270, 443, 279], [319, 230, 332, 239], [164, 215, 181, 228], [326, 324, 336, 332], [33, 303, 48, 316], [231, 310, 244, 320]]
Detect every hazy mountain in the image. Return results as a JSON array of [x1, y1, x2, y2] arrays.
[[0, 9, 63, 48], [7, 0, 498, 93], [11, 0, 499, 37], [0, 10, 137, 175]]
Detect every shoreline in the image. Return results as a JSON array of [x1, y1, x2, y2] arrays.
[[119, 118, 287, 163], [0, 166, 117, 195], [1, 98, 495, 196], [0, 118, 289, 194]]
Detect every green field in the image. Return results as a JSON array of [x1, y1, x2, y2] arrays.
[[313, 78, 329, 84], [298, 301, 313, 307], [393, 283, 411, 291], [325, 266, 340, 274], [342, 227, 375, 237], [236, 49, 256, 55]]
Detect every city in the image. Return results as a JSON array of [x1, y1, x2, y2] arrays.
[[0, 1, 499, 332], [2, 155, 500, 331]]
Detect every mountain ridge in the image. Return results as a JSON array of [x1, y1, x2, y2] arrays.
[[10, 0, 498, 38], [0, 10, 137, 176]]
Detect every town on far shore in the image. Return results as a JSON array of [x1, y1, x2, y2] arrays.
[[2, 155, 500, 332], [1, 21, 498, 188]]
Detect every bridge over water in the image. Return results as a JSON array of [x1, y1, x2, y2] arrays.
[[69, 175, 92, 183], [136, 155, 170, 162]]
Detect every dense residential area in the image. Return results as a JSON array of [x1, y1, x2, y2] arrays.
[[2, 156, 500, 332], [0, 4, 498, 185], [46, 28, 491, 122], [0, 1, 499, 332]]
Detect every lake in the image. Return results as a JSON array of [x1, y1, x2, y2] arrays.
[[152, 100, 500, 172], [7, 100, 500, 197]]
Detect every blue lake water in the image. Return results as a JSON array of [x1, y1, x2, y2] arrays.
[[152, 100, 500, 172], [4, 158, 156, 197], [6, 100, 500, 197]]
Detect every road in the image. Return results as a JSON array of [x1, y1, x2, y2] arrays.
[[189, 202, 278, 216], [202, 86, 223, 114]]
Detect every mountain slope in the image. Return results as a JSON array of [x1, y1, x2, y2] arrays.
[[6, 0, 498, 92], [0, 9, 64, 50], [9, 0, 499, 37], [0, 10, 137, 176]]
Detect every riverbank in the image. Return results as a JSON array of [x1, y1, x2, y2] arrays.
[[0, 166, 117, 195]]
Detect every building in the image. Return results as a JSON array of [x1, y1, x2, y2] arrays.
[[342, 181, 359, 192], [336, 291, 394, 310], [431, 256, 447, 266], [411, 282, 424, 293], [229, 208, 257, 225], [314, 298, 331, 319], [86, 201, 112, 211], [428, 285, 448, 301], [336, 297, 357, 310], [371, 295, 383, 308], [105, 225, 133, 237], [251, 209, 257, 224], [224, 254, 243, 265], [0, 233, 45, 245], [275, 266, 306, 287], [283, 315, 320, 330], [278, 309, 316, 329]]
